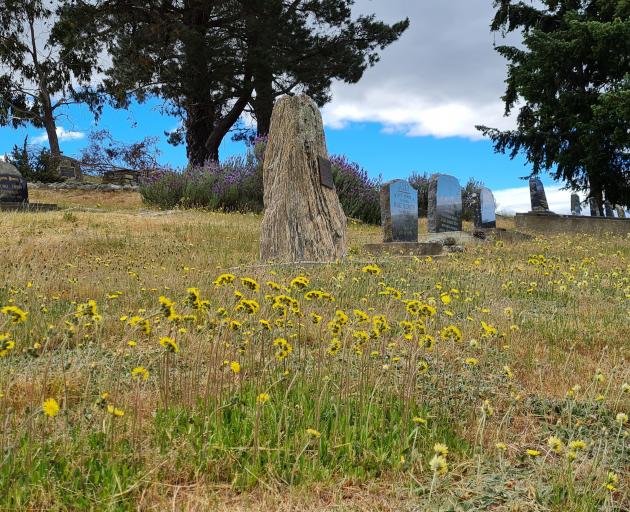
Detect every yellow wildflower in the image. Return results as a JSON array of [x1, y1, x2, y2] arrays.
[[42, 398, 60, 417]]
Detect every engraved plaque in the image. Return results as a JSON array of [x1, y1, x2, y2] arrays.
[[318, 156, 334, 189]]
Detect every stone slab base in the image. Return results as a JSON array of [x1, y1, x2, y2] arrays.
[[420, 231, 480, 245], [0, 202, 59, 212], [515, 213, 630, 236], [472, 228, 533, 242], [363, 242, 443, 256]]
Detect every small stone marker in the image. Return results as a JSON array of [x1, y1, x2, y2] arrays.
[[604, 200, 615, 218], [529, 178, 549, 212], [260, 94, 346, 262], [589, 198, 600, 216], [615, 205, 626, 219], [428, 174, 462, 232], [570, 193, 582, 216], [474, 187, 497, 229], [0, 161, 28, 203], [380, 179, 418, 242]]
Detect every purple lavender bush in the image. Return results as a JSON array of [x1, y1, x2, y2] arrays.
[[139, 141, 264, 211], [330, 156, 381, 224]]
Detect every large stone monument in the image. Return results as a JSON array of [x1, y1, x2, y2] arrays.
[[474, 187, 497, 229], [589, 198, 600, 216], [570, 193, 582, 216], [529, 178, 550, 212], [0, 162, 28, 203], [260, 95, 346, 262], [380, 180, 418, 242], [428, 174, 462, 232]]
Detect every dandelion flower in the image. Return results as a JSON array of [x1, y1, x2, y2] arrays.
[[495, 442, 507, 451], [131, 367, 149, 381], [43, 398, 60, 417], [605, 472, 619, 492], [159, 337, 179, 353], [256, 393, 270, 404], [568, 440, 586, 451], [433, 443, 448, 457], [107, 404, 125, 417], [306, 428, 321, 438], [412, 417, 427, 426], [429, 455, 448, 475], [615, 412, 628, 426], [1, 305, 28, 324], [547, 436, 564, 454], [230, 361, 241, 374], [526, 449, 541, 457], [464, 357, 478, 366], [361, 264, 381, 276]]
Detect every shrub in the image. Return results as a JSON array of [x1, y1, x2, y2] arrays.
[[139, 144, 264, 212], [330, 156, 381, 224], [7, 137, 59, 183], [408, 171, 430, 217]]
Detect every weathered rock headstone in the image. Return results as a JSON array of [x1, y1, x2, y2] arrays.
[[589, 198, 600, 216], [474, 187, 497, 229], [0, 162, 28, 203], [615, 205, 626, 219], [529, 178, 549, 211], [428, 174, 462, 232], [380, 180, 418, 242], [260, 95, 347, 262], [604, 200, 615, 218], [570, 193, 582, 216]]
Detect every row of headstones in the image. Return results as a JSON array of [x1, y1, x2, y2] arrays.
[[381, 174, 497, 243], [530, 177, 627, 218]]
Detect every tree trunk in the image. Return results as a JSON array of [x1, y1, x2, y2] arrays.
[[253, 67, 274, 136], [185, 104, 216, 166], [260, 94, 347, 262], [42, 107, 61, 158]]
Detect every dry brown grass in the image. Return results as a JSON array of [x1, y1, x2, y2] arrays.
[[1, 192, 629, 510]]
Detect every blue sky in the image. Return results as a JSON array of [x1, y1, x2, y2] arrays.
[[2, 0, 585, 214]]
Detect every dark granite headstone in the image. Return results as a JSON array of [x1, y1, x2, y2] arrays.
[[428, 174, 462, 232], [570, 193, 582, 216], [380, 179, 418, 242], [474, 187, 496, 228], [589, 198, 600, 216], [0, 162, 28, 203], [529, 178, 549, 211], [604, 200, 615, 218], [615, 205, 626, 219]]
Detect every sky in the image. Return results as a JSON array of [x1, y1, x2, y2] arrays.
[[0, 0, 586, 215]]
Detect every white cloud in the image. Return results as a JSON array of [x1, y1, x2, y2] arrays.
[[493, 186, 589, 215], [32, 127, 86, 144], [322, 0, 521, 140]]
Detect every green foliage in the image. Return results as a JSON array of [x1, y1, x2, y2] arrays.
[[56, 1, 409, 164], [478, 0, 630, 208], [7, 138, 59, 183]]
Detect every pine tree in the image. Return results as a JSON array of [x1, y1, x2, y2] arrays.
[[477, 0, 630, 209]]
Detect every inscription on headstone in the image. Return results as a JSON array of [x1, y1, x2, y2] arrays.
[[380, 180, 418, 242], [428, 174, 462, 232], [529, 178, 549, 211], [0, 162, 28, 203], [318, 156, 334, 190], [570, 193, 582, 216], [474, 187, 497, 229]]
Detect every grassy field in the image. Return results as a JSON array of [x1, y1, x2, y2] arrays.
[[1, 190, 629, 511]]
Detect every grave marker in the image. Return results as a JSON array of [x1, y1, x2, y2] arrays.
[[571, 193, 582, 216], [380, 180, 418, 242], [428, 174, 462, 232], [0, 162, 28, 204], [474, 187, 497, 229], [529, 178, 549, 212]]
